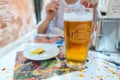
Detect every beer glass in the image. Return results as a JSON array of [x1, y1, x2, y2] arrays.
[[64, 8, 93, 70]]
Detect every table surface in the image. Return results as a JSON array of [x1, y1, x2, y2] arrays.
[[0, 34, 120, 80]]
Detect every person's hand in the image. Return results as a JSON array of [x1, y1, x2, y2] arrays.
[[45, 0, 60, 20], [80, 0, 98, 9]]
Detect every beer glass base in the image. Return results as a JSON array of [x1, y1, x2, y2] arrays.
[[66, 62, 85, 70]]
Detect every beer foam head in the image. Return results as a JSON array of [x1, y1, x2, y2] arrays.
[[64, 12, 93, 22]]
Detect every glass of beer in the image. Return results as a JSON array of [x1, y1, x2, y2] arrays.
[[64, 8, 93, 70]]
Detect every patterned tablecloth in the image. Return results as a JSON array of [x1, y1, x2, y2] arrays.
[[0, 35, 120, 80], [14, 36, 120, 80], [13, 35, 120, 80], [13, 51, 120, 80]]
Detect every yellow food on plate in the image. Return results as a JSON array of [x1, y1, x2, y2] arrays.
[[31, 47, 45, 54]]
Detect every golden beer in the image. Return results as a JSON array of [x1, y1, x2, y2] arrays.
[[64, 8, 93, 70]]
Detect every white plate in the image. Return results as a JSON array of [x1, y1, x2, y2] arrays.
[[23, 44, 60, 60]]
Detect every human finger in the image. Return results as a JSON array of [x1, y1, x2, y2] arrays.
[[89, 0, 98, 9], [46, 1, 59, 12], [52, 0, 60, 6]]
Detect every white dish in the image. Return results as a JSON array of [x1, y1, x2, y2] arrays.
[[23, 44, 60, 60]]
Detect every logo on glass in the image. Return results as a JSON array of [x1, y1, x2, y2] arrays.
[[70, 24, 91, 43]]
